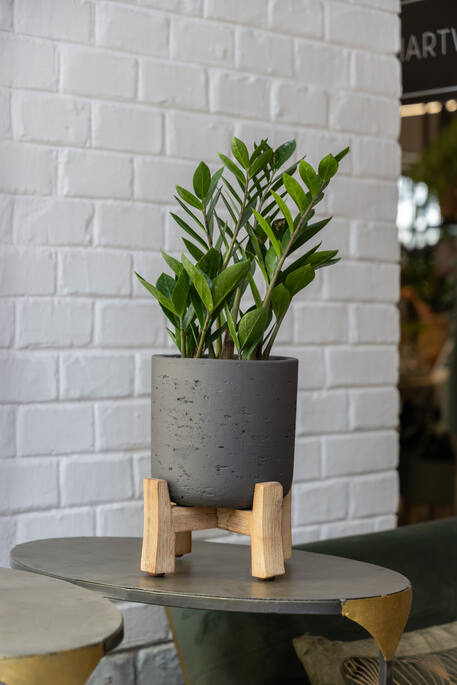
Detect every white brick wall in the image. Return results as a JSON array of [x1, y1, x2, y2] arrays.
[[0, 1, 400, 681]]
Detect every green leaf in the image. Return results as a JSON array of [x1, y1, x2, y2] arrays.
[[218, 153, 246, 185], [335, 146, 350, 163], [182, 255, 214, 311], [290, 217, 332, 253], [285, 264, 315, 296], [273, 140, 296, 169], [252, 209, 281, 258], [212, 260, 250, 308], [271, 283, 291, 319], [265, 245, 278, 281], [207, 167, 224, 199], [135, 272, 177, 314], [318, 154, 338, 182], [299, 160, 320, 197], [238, 307, 268, 350], [282, 242, 322, 279], [197, 247, 222, 280], [249, 148, 273, 177], [231, 137, 250, 170], [283, 172, 308, 212], [170, 212, 207, 248], [190, 288, 205, 326], [248, 270, 262, 308], [270, 190, 294, 233], [172, 270, 190, 317], [156, 273, 175, 300], [182, 238, 205, 262], [176, 185, 203, 210], [193, 161, 211, 200], [224, 303, 241, 354], [308, 249, 339, 267], [161, 250, 183, 276]]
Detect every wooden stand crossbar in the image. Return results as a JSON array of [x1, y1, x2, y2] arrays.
[[141, 479, 292, 580]]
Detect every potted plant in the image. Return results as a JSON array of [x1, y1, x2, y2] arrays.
[[136, 137, 348, 509]]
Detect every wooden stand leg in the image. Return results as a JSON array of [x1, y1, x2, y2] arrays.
[[141, 479, 175, 576], [175, 531, 192, 557], [251, 482, 285, 580], [282, 489, 292, 560]]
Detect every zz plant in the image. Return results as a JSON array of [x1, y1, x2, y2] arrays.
[[136, 137, 349, 360]]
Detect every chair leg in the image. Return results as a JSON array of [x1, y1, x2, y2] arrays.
[[175, 531, 192, 557], [141, 478, 175, 575], [282, 489, 292, 559], [251, 482, 285, 579]]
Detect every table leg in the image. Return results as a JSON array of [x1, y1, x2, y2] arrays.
[[378, 652, 393, 685]]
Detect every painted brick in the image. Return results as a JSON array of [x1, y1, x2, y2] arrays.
[[322, 518, 376, 539], [275, 346, 325, 390], [0, 196, 13, 244], [0, 516, 15, 566], [295, 40, 350, 87], [167, 111, 232, 161], [0, 302, 14, 347], [94, 103, 162, 155], [61, 455, 133, 505], [376, 514, 397, 531], [294, 303, 348, 344], [352, 138, 401, 180], [352, 220, 400, 262], [15, 0, 91, 42], [296, 390, 347, 435], [0, 88, 10, 138], [297, 129, 352, 174], [96, 501, 143, 536], [352, 304, 400, 344], [139, 60, 207, 110], [17, 299, 92, 348], [96, 3, 168, 57], [0, 142, 55, 195], [351, 51, 401, 97], [0, 247, 53, 294], [350, 472, 399, 518], [0, 406, 15, 458], [114, 603, 169, 649], [133, 453, 150, 496], [293, 438, 321, 482], [0, 459, 58, 514], [61, 46, 136, 100], [325, 2, 399, 53], [132, 253, 165, 296], [293, 480, 348, 526], [324, 261, 399, 303], [12, 92, 90, 146], [14, 198, 92, 246], [0, 354, 57, 403], [171, 17, 233, 66], [95, 203, 164, 250], [59, 249, 131, 296], [205, 0, 268, 26], [211, 71, 269, 119], [135, 158, 193, 203], [137, 643, 184, 685], [292, 525, 321, 545], [16, 507, 94, 543], [61, 150, 132, 200], [326, 346, 398, 387], [236, 29, 293, 77], [323, 431, 398, 477], [95, 301, 166, 347], [350, 387, 399, 430], [269, 0, 322, 36], [271, 83, 327, 127], [18, 404, 94, 456], [61, 353, 133, 400], [95, 400, 149, 450], [0, 0, 12, 30], [0, 34, 57, 89], [139, 0, 201, 12], [330, 92, 399, 139], [88, 652, 135, 685]]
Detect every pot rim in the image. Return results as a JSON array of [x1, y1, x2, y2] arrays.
[[151, 354, 298, 365]]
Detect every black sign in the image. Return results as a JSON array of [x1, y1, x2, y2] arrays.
[[401, 0, 457, 103]]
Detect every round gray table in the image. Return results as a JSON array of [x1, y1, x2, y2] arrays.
[[11, 538, 412, 685], [0, 567, 123, 685]]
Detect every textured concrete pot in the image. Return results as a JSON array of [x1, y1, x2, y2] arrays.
[[150, 355, 298, 509]]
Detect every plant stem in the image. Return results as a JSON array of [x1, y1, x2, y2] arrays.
[[262, 188, 322, 310], [195, 311, 211, 358], [179, 318, 185, 358], [262, 315, 284, 360], [222, 176, 249, 269]]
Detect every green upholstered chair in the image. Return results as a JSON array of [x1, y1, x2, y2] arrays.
[[168, 517, 457, 685]]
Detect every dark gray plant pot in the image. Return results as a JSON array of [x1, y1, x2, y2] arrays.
[[150, 355, 298, 509]]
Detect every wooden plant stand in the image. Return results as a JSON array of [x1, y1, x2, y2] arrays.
[[141, 478, 292, 580]]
